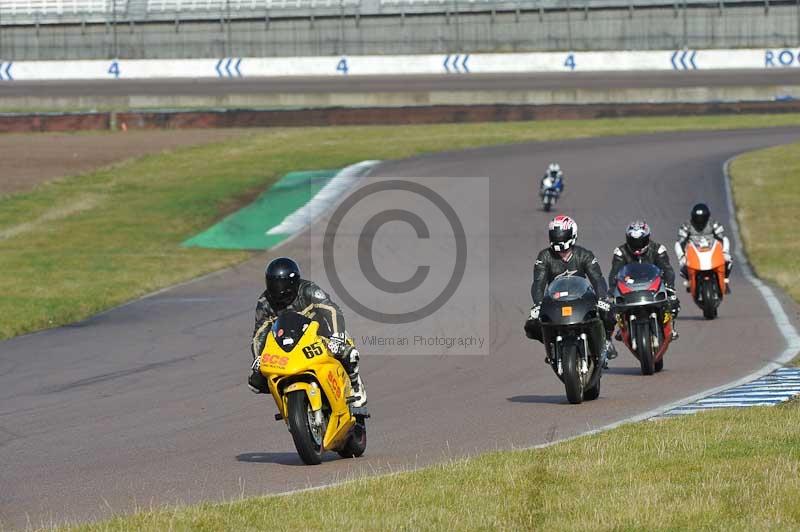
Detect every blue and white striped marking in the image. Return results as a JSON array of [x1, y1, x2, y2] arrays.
[[660, 367, 800, 417]]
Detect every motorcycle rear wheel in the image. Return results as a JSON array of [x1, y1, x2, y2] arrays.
[[584, 375, 601, 401], [337, 418, 367, 459], [701, 280, 718, 320], [287, 391, 325, 465], [636, 322, 655, 376], [562, 342, 584, 404]]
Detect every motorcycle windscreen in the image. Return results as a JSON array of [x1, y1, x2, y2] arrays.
[[615, 263, 662, 292], [544, 276, 595, 302], [271, 311, 313, 353]]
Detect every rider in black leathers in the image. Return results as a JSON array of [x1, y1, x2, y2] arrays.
[[524, 215, 618, 361], [247, 257, 366, 407], [609, 220, 680, 339]]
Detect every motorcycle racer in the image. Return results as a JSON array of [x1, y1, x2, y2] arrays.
[[674, 203, 732, 293], [541, 163, 565, 195], [609, 220, 680, 340], [524, 215, 618, 361], [247, 257, 367, 408]]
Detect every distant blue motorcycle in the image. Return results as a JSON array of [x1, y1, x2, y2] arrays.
[[540, 165, 564, 212]]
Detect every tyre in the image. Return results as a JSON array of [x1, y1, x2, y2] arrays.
[[562, 341, 584, 404], [636, 322, 655, 375], [543, 199, 552, 212], [287, 390, 325, 465], [337, 418, 367, 459], [702, 280, 718, 320], [584, 375, 601, 401]]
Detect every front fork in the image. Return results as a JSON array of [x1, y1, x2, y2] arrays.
[[551, 332, 594, 376]]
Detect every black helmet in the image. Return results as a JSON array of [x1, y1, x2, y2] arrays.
[[625, 220, 651, 256], [264, 257, 301, 309], [690, 203, 710, 231]]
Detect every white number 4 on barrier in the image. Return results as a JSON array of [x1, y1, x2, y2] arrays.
[[108, 61, 120, 79], [564, 54, 576, 71]]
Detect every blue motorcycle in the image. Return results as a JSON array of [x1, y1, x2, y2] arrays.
[[540, 174, 564, 212]]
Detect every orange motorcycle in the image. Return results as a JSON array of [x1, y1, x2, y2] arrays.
[[684, 235, 727, 319]]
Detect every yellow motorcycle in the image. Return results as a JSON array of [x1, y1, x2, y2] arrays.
[[259, 311, 367, 465]]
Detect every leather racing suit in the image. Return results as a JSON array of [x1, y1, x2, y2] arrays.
[[674, 219, 732, 279], [249, 280, 363, 399], [525, 246, 615, 360], [608, 241, 676, 291]]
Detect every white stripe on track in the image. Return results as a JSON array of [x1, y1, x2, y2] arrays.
[[266, 160, 380, 236]]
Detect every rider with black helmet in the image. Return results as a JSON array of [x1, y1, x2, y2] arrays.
[[248, 257, 366, 407], [609, 220, 680, 339], [674, 203, 732, 293], [524, 215, 618, 361]]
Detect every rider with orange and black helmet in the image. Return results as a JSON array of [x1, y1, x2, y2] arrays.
[[524, 215, 618, 361]]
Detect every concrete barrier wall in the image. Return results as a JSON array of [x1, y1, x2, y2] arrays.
[[1, 47, 799, 82], [0, 5, 798, 60], [3, 100, 800, 133]]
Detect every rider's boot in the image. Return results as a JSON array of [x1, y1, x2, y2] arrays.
[[725, 262, 732, 294], [602, 339, 618, 363], [248, 357, 269, 394], [342, 347, 367, 409], [349, 369, 367, 408]]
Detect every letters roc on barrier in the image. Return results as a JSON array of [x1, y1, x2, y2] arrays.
[[765, 49, 800, 68]]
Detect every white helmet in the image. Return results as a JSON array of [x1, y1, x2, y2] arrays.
[[547, 163, 561, 177]]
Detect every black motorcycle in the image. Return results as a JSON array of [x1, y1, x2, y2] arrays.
[[540, 276, 605, 404], [612, 263, 674, 375]]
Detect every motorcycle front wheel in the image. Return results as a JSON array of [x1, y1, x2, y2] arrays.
[[701, 279, 718, 320], [636, 321, 655, 375], [562, 341, 584, 404], [287, 391, 325, 465]]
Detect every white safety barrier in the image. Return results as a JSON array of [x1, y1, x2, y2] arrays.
[[0, 48, 799, 81]]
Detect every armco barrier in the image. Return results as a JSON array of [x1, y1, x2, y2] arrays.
[[1, 48, 800, 81], [3, 100, 799, 133]]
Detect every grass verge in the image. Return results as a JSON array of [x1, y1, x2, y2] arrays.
[[66, 401, 800, 531], [3, 113, 800, 341], [729, 141, 800, 366], [730, 142, 800, 303]]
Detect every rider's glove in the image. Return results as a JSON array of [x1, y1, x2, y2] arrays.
[[529, 304, 541, 320], [679, 255, 687, 267], [327, 333, 347, 357]]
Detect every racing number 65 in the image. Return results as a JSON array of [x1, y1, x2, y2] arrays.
[[302, 342, 324, 359]]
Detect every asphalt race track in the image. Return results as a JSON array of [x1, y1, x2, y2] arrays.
[[2, 70, 800, 98], [2, 127, 800, 528]]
